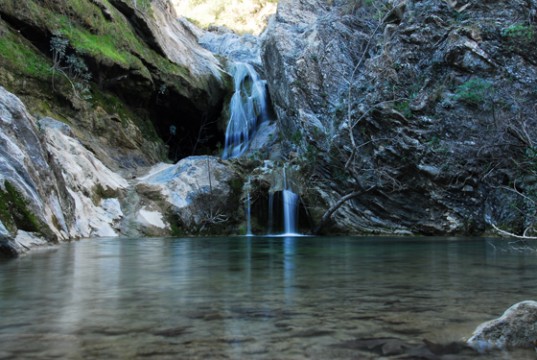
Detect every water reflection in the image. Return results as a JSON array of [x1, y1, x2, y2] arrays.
[[0, 237, 536, 359], [282, 237, 296, 305]]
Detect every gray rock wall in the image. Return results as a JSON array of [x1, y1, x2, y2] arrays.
[[261, 0, 537, 235]]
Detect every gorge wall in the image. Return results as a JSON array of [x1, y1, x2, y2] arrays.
[[261, 0, 537, 235], [0, 0, 243, 256], [2, 0, 537, 257]]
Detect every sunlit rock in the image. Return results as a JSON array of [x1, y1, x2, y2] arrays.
[[39, 117, 128, 238], [137, 156, 241, 233], [0, 86, 71, 253], [136, 207, 169, 236]]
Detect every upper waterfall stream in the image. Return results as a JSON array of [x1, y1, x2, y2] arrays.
[[222, 63, 270, 159]]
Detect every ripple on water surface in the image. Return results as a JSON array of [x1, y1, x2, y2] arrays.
[[0, 236, 536, 359]]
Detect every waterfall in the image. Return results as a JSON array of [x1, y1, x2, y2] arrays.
[[282, 167, 299, 235], [282, 189, 299, 235], [222, 62, 269, 159], [245, 191, 253, 236]]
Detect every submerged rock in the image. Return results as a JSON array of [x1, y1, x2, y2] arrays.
[[468, 300, 537, 351]]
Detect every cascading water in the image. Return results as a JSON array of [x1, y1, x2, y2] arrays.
[[223, 64, 301, 235], [282, 167, 300, 235], [222, 62, 270, 159], [282, 189, 299, 235]]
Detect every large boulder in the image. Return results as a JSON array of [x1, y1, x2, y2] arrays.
[[0, 86, 138, 257], [137, 156, 242, 234], [468, 301, 537, 351]]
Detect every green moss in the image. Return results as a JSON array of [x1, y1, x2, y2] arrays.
[[59, 24, 131, 66], [0, 30, 52, 79], [0, 181, 41, 234], [5, 0, 191, 83]]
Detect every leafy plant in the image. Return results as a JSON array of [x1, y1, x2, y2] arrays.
[[49, 34, 92, 99], [454, 78, 492, 106]]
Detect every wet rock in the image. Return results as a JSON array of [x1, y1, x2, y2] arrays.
[[467, 300, 537, 351], [153, 327, 190, 337], [334, 337, 477, 359], [333, 337, 412, 356]]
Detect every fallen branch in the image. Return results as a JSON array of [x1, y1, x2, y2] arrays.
[[490, 222, 537, 240], [313, 186, 375, 234]]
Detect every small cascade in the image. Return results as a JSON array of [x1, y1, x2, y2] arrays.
[[222, 62, 270, 159], [282, 189, 299, 235], [282, 167, 300, 235]]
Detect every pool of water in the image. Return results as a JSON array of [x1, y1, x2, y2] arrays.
[[0, 236, 536, 359]]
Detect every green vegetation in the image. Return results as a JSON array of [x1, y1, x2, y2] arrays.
[[175, 0, 277, 35], [502, 24, 535, 42], [3, 0, 190, 81], [394, 100, 412, 118], [0, 181, 42, 234], [0, 30, 52, 79], [454, 78, 492, 106]]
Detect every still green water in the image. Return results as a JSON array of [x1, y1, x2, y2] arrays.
[[0, 236, 536, 359]]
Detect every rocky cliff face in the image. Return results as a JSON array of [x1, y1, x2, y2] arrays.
[[0, 86, 243, 257], [0, 0, 228, 164], [0, 0, 244, 256], [261, 0, 537, 235]]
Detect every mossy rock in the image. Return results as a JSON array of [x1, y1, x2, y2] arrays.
[[0, 181, 53, 239]]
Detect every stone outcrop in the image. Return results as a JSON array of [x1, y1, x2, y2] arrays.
[[0, 86, 135, 256], [468, 300, 537, 351], [261, 0, 537, 235], [0, 86, 244, 257], [39, 118, 129, 238], [0, 86, 70, 255], [137, 156, 241, 234]]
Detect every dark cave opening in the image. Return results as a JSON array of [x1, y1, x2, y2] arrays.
[[150, 89, 225, 162]]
